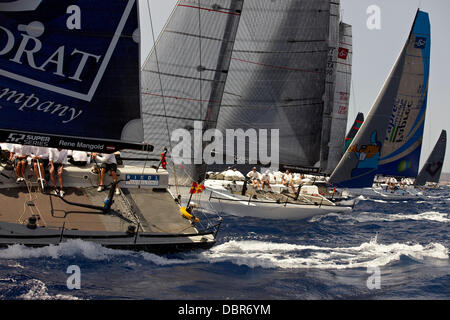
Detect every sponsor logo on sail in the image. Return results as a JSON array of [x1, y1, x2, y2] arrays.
[[414, 37, 427, 49], [0, 0, 135, 102], [425, 161, 443, 176], [338, 47, 349, 60]]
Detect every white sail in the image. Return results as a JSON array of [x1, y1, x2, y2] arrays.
[[324, 22, 353, 174]]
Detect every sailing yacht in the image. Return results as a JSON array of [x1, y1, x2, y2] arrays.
[[0, 0, 240, 252], [414, 130, 447, 188], [171, 0, 356, 220], [330, 10, 431, 200]]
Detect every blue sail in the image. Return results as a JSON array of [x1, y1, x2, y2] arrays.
[[0, 0, 149, 153], [330, 10, 430, 188], [375, 11, 431, 178]]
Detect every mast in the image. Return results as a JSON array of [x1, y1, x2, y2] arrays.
[[330, 10, 431, 188]]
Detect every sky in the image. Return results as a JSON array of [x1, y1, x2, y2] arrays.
[[138, 0, 450, 173]]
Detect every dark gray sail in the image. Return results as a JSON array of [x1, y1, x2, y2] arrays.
[[216, 0, 338, 168], [415, 130, 447, 186], [130, 0, 243, 184], [324, 22, 353, 174]]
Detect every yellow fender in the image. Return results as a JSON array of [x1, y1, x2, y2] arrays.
[[180, 207, 200, 223]]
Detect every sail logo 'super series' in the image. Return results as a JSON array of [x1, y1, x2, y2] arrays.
[[0, 0, 141, 146]]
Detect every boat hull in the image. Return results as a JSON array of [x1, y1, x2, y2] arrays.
[[0, 221, 216, 254], [0, 164, 219, 254], [172, 185, 354, 221]]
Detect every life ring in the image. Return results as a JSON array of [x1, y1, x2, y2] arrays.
[[180, 207, 200, 223]]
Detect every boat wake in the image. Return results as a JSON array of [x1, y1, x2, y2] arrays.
[[0, 237, 447, 272], [0, 239, 130, 261], [311, 211, 450, 223], [191, 239, 448, 270]]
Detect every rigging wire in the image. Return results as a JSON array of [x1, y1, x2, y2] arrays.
[[146, 0, 180, 196]]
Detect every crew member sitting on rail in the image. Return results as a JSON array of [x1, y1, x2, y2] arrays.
[[0, 143, 12, 161], [282, 169, 297, 193], [261, 170, 272, 192], [68, 150, 90, 167], [49, 148, 68, 198], [246, 167, 262, 191], [92, 153, 120, 195], [10, 144, 32, 183], [31, 146, 50, 185]]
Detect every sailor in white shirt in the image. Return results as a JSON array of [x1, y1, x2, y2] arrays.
[[91, 153, 119, 194], [31, 146, 50, 185], [10, 144, 32, 183], [261, 170, 272, 192], [282, 170, 296, 193], [49, 148, 68, 197], [246, 167, 262, 191], [68, 150, 90, 167], [0, 143, 13, 162]]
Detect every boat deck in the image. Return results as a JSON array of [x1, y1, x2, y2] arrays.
[[0, 183, 196, 235]]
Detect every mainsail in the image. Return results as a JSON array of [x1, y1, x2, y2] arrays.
[[216, 0, 339, 169], [324, 22, 353, 174], [135, 0, 243, 184], [415, 130, 447, 186], [344, 112, 364, 151], [330, 10, 431, 188], [0, 0, 148, 153]]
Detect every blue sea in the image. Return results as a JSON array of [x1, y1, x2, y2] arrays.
[[0, 187, 449, 301]]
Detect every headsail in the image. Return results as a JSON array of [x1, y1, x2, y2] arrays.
[[324, 22, 353, 174], [330, 10, 431, 188], [375, 11, 431, 178], [0, 0, 149, 153], [137, 0, 243, 184], [415, 130, 447, 186], [344, 112, 364, 151], [216, 0, 338, 169]]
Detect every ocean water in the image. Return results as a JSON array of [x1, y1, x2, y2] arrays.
[[0, 187, 449, 300]]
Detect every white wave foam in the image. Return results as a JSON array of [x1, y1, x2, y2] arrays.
[[312, 211, 450, 224], [19, 279, 81, 300], [0, 237, 447, 272], [353, 211, 450, 223], [0, 239, 131, 260], [195, 239, 449, 270]]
